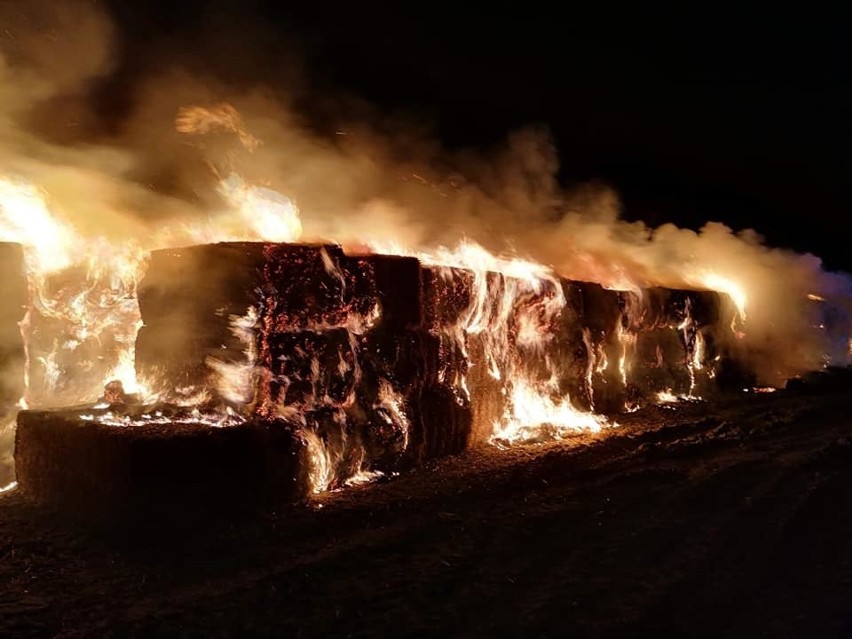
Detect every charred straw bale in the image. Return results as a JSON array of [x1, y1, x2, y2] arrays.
[[628, 288, 735, 400], [14, 409, 307, 521]]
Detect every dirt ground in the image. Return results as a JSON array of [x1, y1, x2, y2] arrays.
[[1, 383, 852, 637]]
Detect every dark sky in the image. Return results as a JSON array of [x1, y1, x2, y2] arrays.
[[106, 1, 850, 270]]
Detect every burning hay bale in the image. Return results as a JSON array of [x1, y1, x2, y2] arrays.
[[627, 288, 738, 404], [12, 240, 751, 516], [570, 281, 629, 414], [14, 408, 307, 520], [13, 249, 145, 411]]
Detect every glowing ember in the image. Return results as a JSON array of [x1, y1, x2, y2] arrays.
[[0, 480, 17, 494], [78, 408, 243, 428], [655, 389, 682, 404], [343, 469, 385, 489]]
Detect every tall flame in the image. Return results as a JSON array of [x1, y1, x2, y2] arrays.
[[1, 176, 148, 408], [217, 174, 302, 243], [0, 176, 77, 274], [690, 271, 748, 322]]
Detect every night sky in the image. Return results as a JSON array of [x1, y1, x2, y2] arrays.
[[106, 1, 850, 271]]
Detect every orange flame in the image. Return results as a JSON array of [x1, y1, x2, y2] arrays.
[[0, 176, 78, 274]]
